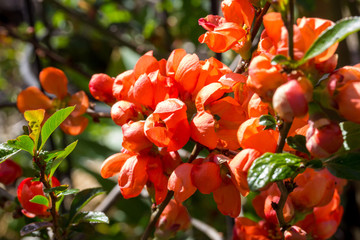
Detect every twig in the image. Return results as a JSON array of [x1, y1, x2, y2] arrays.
[[141, 191, 174, 240], [0, 187, 15, 201], [86, 108, 111, 122], [0, 102, 17, 109], [44, 0, 150, 55], [233, 2, 271, 74], [191, 218, 223, 240], [250, 2, 271, 41], [2, 24, 92, 79], [286, 0, 295, 60], [95, 186, 121, 212], [141, 142, 203, 239]]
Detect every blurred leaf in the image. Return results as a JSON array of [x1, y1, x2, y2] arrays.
[[40, 106, 75, 150], [325, 152, 360, 180], [20, 222, 52, 236], [298, 17, 360, 66], [248, 153, 304, 191], [7, 135, 34, 155], [271, 54, 290, 65], [286, 135, 310, 155], [69, 187, 105, 222], [0, 143, 21, 164], [259, 114, 277, 130], [340, 122, 360, 151], [72, 211, 109, 225], [49, 140, 78, 178], [29, 195, 49, 207]]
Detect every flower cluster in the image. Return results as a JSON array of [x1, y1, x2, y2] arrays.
[[87, 1, 360, 239]]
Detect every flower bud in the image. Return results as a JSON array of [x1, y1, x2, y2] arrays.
[[284, 226, 307, 240], [89, 73, 115, 104], [306, 119, 343, 158], [0, 159, 22, 185], [111, 100, 139, 126], [273, 80, 309, 122], [155, 199, 190, 239]]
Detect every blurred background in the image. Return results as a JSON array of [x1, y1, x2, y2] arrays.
[[0, 0, 360, 239]]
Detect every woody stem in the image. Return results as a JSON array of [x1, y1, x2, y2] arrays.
[[287, 0, 295, 60], [141, 143, 203, 239], [34, 155, 62, 240], [274, 120, 293, 234]]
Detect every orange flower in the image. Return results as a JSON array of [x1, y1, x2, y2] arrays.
[[191, 161, 222, 194], [118, 155, 148, 199], [89, 73, 116, 104], [122, 121, 153, 153], [168, 163, 196, 203], [290, 168, 337, 210], [144, 98, 190, 151], [213, 178, 241, 218], [233, 217, 271, 240], [155, 199, 191, 239], [221, 0, 255, 27], [237, 117, 279, 154], [247, 54, 287, 102], [17, 67, 89, 135], [199, 15, 246, 53], [228, 149, 261, 196]]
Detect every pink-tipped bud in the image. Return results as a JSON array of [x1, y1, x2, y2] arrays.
[[273, 80, 309, 122], [111, 100, 139, 126], [0, 159, 22, 185], [284, 226, 307, 240], [306, 119, 343, 158], [89, 73, 115, 104]]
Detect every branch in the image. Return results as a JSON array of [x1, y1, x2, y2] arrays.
[[44, 0, 151, 54], [86, 108, 111, 122], [2, 24, 92, 79], [191, 218, 223, 240]]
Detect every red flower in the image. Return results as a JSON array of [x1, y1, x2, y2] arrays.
[[17, 177, 60, 218]]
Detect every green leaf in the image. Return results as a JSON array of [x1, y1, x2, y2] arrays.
[[72, 211, 109, 225], [248, 153, 304, 191], [286, 135, 310, 155], [49, 140, 78, 178], [340, 122, 360, 151], [7, 135, 34, 155], [29, 195, 49, 207], [271, 54, 289, 65], [298, 16, 360, 66], [325, 152, 360, 180], [259, 114, 277, 130], [24, 109, 45, 151], [44, 185, 69, 194], [20, 222, 52, 236], [0, 143, 21, 164], [58, 189, 80, 196], [69, 187, 105, 222], [40, 106, 75, 150]]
